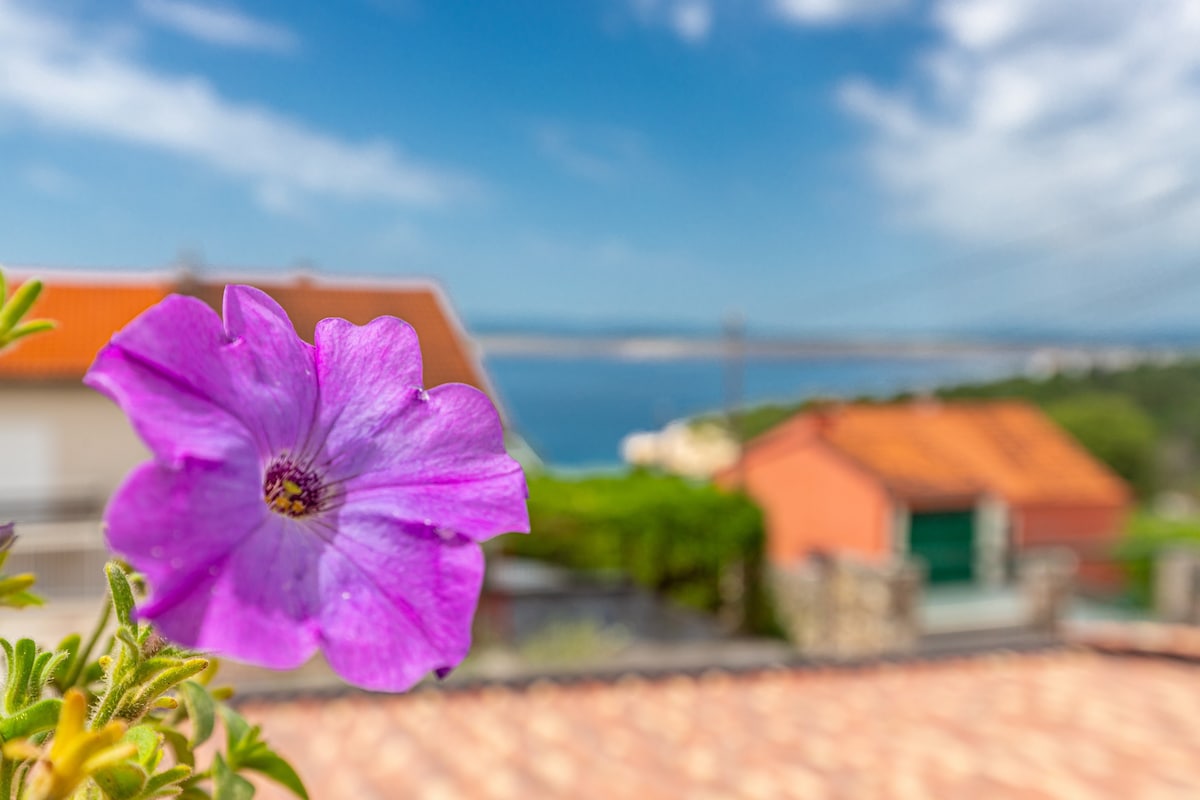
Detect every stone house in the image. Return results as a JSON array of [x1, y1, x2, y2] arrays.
[[717, 400, 1130, 588]]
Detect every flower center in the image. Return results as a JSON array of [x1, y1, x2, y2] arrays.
[[263, 458, 327, 518]]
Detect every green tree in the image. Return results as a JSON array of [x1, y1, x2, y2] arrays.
[[1044, 392, 1157, 498]]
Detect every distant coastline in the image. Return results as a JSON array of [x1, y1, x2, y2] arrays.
[[483, 343, 1193, 466], [477, 332, 1183, 370]]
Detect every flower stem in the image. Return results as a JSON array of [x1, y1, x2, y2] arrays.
[[88, 676, 127, 730], [0, 759, 12, 800], [63, 600, 111, 689]]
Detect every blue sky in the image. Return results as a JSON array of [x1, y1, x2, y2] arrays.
[[2, 0, 1200, 335]]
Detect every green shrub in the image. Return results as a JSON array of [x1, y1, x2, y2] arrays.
[[1115, 511, 1200, 606], [501, 471, 774, 633]]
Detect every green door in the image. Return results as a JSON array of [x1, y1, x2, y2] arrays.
[[908, 510, 975, 584]]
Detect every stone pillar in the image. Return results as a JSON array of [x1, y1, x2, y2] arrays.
[[887, 558, 926, 651], [975, 495, 1009, 588], [717, 558, 746, 633], [1155, 547, 1200, 624], [892, 505, 910, 557], [1019, 547, 1077, 633], [769, 560, 823, 653]]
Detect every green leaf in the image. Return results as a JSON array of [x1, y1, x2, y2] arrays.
[[241, 752, 309, 800], [1, 319, 55, 345], [92, 761, 148, 800], [106, 563, 137, 628], [132, 659, 208, 710], [30, 651, 52, 688], [0, 590, 43, 609], [211, 754, 254, 800], [217, 706, 251, 755], [83, 659, 107, 685], [145, 765, 192, 797], [53, 634, 79, 658], [34, 651, 69, 693], [0, 697, 62, 740], [155, 727, 195, 769], [0, 279, 42, 335], [177, 682, 215, 748], [50, 634, 80, 692], [124, 725, 163, 769], [134, 656, 186, 683], [116, 629, 142, 660], [0, 574, 36, 597], [146, 788, 184, 800], [4, 638, 36, 712], [177, 787, 212, 800]]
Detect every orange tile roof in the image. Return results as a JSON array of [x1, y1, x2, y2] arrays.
[[240, 650, 1200, 799], [745, 401, 1129, 506], [184, 276, 491, 395], [0, 271, 496, 407], [0, 277, 173, 380]]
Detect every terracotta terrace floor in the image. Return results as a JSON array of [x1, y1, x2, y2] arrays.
[[242, 649, 1200, 799]]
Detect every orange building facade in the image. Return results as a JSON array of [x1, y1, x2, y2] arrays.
[[720, 401, 1130, 587]]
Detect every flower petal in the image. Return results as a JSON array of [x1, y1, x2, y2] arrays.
[[342, 471, 528, 543], [221, 286, 320, 457], [311, 316, 423, 457], [326, 381, 529, 541], [140, 514, 324, 669], [84, 288, 318, 461], [312, 316, 526, 539], [104, 456, 264, 593], [85, 353, 250, 466], [316, 511, 484, 691]]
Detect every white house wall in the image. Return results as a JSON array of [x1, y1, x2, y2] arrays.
[[0, 384, 147, 522], [975, 496, 1010, 588]]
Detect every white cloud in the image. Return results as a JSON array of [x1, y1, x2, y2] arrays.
[[841, 0, 1200, 249], [770, 0, 907, 26], [533, 122, 649, 184], [627, 0, 715, 44], [670, 1, 714, 42], [0, 2, 471, 212], [138, 0, 298, 53], [623, 0, 907, 42]]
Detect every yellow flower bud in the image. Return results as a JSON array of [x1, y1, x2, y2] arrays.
[[22, 690, 137, 800]]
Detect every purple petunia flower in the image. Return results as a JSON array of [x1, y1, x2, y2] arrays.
[[84, 285, 529, 691]]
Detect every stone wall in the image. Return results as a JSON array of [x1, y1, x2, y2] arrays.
[[770, 555, 924, 659]]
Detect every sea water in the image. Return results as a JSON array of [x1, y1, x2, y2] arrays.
[[485, 352, 1032, 467]]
